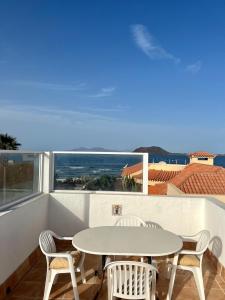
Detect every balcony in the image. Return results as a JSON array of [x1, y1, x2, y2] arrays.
[[0, 151, 225, 299]]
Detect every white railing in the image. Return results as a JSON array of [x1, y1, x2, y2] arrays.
[[51, 151, 149, 195]]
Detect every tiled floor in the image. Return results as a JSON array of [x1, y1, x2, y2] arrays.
[[4, 249, 225, 300]]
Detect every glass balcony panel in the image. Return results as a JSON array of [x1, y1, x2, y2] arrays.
[[0, 153, 40, 208], [54, 153, 144, 192]]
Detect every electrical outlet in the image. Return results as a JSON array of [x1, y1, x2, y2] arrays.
[[112, 204, 122, 216]]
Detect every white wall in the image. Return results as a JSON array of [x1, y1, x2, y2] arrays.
[[48, 192, 90, 236], [204, 197, 225, 266], [89, 194, 205, 235], [0, 194, 48, 284], [48, 193, 205, 236]]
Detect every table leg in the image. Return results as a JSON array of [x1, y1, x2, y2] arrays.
[[102, 255, 106, 269], [94, 255, 107, 300], [148, 256, 152, 264]]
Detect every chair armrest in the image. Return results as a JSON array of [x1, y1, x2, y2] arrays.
[[46, 252, 74, 269], [180, 232, 201, 242], [61, 236, 73, 241], [46, 252, 72, 259], [179, 249, 205, 256], [180, 236, 196, 242], [53, 232, 73, 241]]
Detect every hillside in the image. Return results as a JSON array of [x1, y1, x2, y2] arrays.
[[133, 146, 179, 156]]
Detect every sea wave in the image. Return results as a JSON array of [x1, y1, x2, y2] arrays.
[[69, 166, 85, 170]]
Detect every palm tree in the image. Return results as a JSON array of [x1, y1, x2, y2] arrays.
[[0, 134, 21, 203], [0, 133, 21, 150]]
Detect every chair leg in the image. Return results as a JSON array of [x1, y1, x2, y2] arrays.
[[43, 269, 50, 299], [193, 268, 205, 300], [44, 271, 55, 300], [107, 270, 113, 300], [167, 265, 177, 300], [80, 265, 86, 284], [71, 270, 79, 300], [53, 274, 59, 285], [151, 272, 156, 300]]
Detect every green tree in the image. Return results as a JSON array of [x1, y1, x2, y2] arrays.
[[122, 175, 138, 192], [0, 133, 21, 150]]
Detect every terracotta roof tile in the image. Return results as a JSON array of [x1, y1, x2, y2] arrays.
[[189, 151, 215, 158], [179, 172, 225, 194], [121, 162, 143, 176], [134, 169, 180, 182], [148, 183, 167, 195], [169, 163, 224, 187], [169, 163, 225, 195], [149, 169, 181, 182]]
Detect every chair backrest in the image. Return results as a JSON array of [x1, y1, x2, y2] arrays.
[[145, 221, 163, 229], [39, 230, 57, 255], [196, 230, 210, 253], [115, 215, 146, 227], [107, 261, 156, 299]]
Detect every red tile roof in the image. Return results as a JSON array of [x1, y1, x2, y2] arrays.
[[122, 161, 225, 195], [121, 162, 143, 176], [179, 172, 225, 194], [149, 169, 181, 182], [134, 169, 180, 182], [189, 151, 215, 158], [169, 163, 225, 195]]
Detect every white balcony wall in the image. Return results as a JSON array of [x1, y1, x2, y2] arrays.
[[48, 193, 90, 236], [204, 197, 225, 266], [49, 193, 205, 236], [0, 194, 48, 284], [89, 194, 205, 235]]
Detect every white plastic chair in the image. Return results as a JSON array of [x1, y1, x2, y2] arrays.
[[145, 221, 163, 267], [106, 261, 157, 300], [168, 230, 210, 300], [145, 221, 163, 229], [115, 215, 146, 227], [110, 215, 146, 263], [39, 230, 86, 300]]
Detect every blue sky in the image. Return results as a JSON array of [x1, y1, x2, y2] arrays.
[[0, 0, 225, 152]]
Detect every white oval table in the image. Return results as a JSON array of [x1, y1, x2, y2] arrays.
[[73, 226, 182, 300], [73, 226, 182, 257]]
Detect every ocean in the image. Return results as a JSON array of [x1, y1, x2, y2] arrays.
[[54, 154, 143, 180]]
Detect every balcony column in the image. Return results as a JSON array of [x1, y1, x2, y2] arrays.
[[42, 151, 52, 193]]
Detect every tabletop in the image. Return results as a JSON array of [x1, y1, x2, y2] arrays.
[[72, 226, 183, 257]]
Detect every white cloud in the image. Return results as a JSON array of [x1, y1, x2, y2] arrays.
[[1, 103, 115, 123], [131, 24, 180, 63], [89, 87, 116, 98], [185, 61, 202, 74], [1, 80, 86, 91]]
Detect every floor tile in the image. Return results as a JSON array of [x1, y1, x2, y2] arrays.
[[4, 251, 225, 300]]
